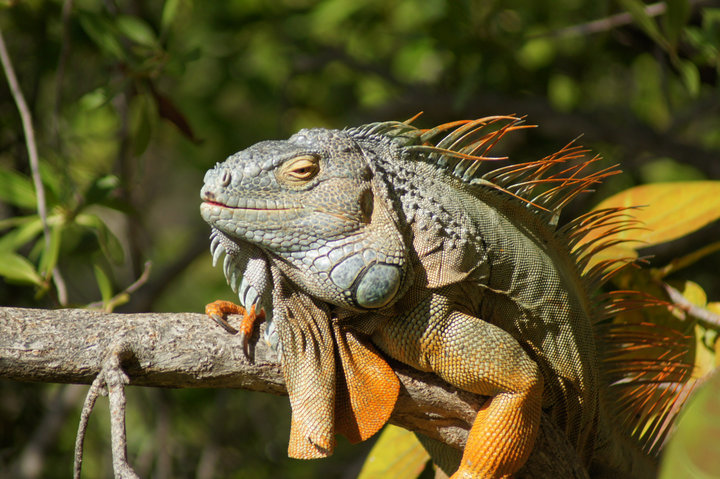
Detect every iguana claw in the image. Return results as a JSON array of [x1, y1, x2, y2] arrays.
[[205, 300, 266, 357]]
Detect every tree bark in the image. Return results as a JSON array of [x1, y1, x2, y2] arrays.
[[0, 306, 588, 478]]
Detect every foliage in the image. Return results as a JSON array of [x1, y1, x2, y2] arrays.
[[0, 0, 719, 477]]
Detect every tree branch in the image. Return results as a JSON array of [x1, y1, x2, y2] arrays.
[[0, 307, 587, 478]]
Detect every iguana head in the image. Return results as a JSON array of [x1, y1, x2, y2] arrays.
[[200, 127, 410, 310]]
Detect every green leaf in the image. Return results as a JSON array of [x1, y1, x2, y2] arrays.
[[0, 217, 43, 252], [76, 214, 125, 264], [618, 0, 671, 51], [663, 0, 691, 49], [0, 252, 43, 285], [659, 371, 720, 478], [0, 168, 37, 209], [678, 59, 700, 97], [78, 87, 111, 111], [161, 0, 181, 33], [79, 12, 126, 60], [84, 174, 121, 206], [516, 37, 555, 70], [592, 181, 720, 248], [93, 264, 114, 304], [358, 425, 429, 479], [548, 74, 580, 112], [116, 15, 158, 48], [38, 222, 63, 276]]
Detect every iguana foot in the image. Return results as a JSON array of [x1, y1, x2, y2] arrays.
[[205, 300, 265, 357]]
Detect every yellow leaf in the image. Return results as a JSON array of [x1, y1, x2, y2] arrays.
[[679, 280, 708, 307], [694, 324, 716, 379], [592, 181, 720, 248], [358, 425, 430, 479]]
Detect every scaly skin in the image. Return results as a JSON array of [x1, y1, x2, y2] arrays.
[[200, 118, 673, 478]]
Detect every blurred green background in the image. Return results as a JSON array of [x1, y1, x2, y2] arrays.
[[1, 0, 719, 477]]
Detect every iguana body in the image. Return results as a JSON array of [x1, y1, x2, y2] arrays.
[[200, 117, 685, 478]]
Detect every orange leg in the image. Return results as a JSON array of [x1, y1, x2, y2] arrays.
[[373, 304, 544, 478], [205, 300, 266, 356]]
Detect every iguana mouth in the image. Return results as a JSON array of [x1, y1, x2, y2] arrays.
[[202, 199, 299, 212]]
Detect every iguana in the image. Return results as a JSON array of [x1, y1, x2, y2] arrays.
[[199, 116, 690, 478]]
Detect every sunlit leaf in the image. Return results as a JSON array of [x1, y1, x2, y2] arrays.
[[78, 87, 111, 110], [161, 0, 181, 33], [358, 425, 429, 479], [0, 252, 43, 285], [659, 370, 720, 479], [678, 280, 707, 307], [0, 168, 36, 209], [38, 222, 63, 276], [0, 216, 43, 252], [678, 59, 700, 97], [694, 323, 717, 378], [93, 264, 114, 305], [84, 174, 121, 207], [116, 14, 158, 48], [592, 182, 720, 248]]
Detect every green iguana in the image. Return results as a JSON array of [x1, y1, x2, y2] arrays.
[[200, 116, 690, 478]]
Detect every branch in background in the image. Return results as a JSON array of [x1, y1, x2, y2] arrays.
[[542, 2, 668, 38], [0, 307, 587, 479], [0, 29, 68, 305], [538, 0, 709, 38], [663, 282, 720, 328]]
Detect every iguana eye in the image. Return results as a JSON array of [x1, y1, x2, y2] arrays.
[[277, 155, 320, 186]]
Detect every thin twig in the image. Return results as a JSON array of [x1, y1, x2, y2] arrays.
[[86, 260, 153, 311], [535, 0, 708, 38], [73, 343, 140, 479], [0, 28, 69, 305], [74, 373, 107, 479], [663, 282, 720, 328]]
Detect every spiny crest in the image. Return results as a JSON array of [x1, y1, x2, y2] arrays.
[[594, 313, 697, 455], [351, 115, 621, 224]]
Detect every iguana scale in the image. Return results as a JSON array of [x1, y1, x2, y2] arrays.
[[200, 116, 690, 478]]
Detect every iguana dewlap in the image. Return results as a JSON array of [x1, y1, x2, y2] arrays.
[[200, 117, 686, 478]]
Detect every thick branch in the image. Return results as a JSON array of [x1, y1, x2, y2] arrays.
[[0, 307, 587, 478]]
